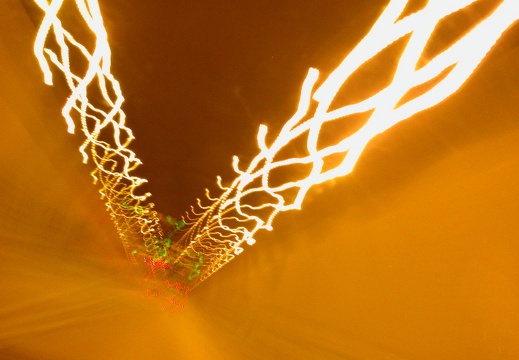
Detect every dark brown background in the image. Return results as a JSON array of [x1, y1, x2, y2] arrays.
[[1, 0, 518, 358]]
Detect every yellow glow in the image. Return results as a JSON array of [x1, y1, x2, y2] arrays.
[[32, 0, 518, 291]]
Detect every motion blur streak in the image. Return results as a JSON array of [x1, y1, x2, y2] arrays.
[[178, 0, 519, 288], [32, 0, 518, 297], [32, 0, 188, 310]]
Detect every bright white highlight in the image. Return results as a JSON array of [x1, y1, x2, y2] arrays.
[[176, 0, 519, 287], [31, 0, 518, 292], [32, 0, 165, 271]]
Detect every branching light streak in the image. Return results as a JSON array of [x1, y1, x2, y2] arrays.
[[176, 0, 519, 288], [31, 0, 183, 300], [32, 0, 518, 295]]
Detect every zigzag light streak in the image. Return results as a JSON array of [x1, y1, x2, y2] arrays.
[[174, 0, 519, 288], [32, 0, 518, 297], [32, 0, 188, 312]]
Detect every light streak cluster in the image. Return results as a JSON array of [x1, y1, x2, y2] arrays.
[[32, 0, 189, 306], [32, 0, 518, 298], [175, 0, 519, 288]]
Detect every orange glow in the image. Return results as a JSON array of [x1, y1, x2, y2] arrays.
[[177, 0, 519, 287], [32, 0, 166, 273], [32, 0, 519, 292]]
